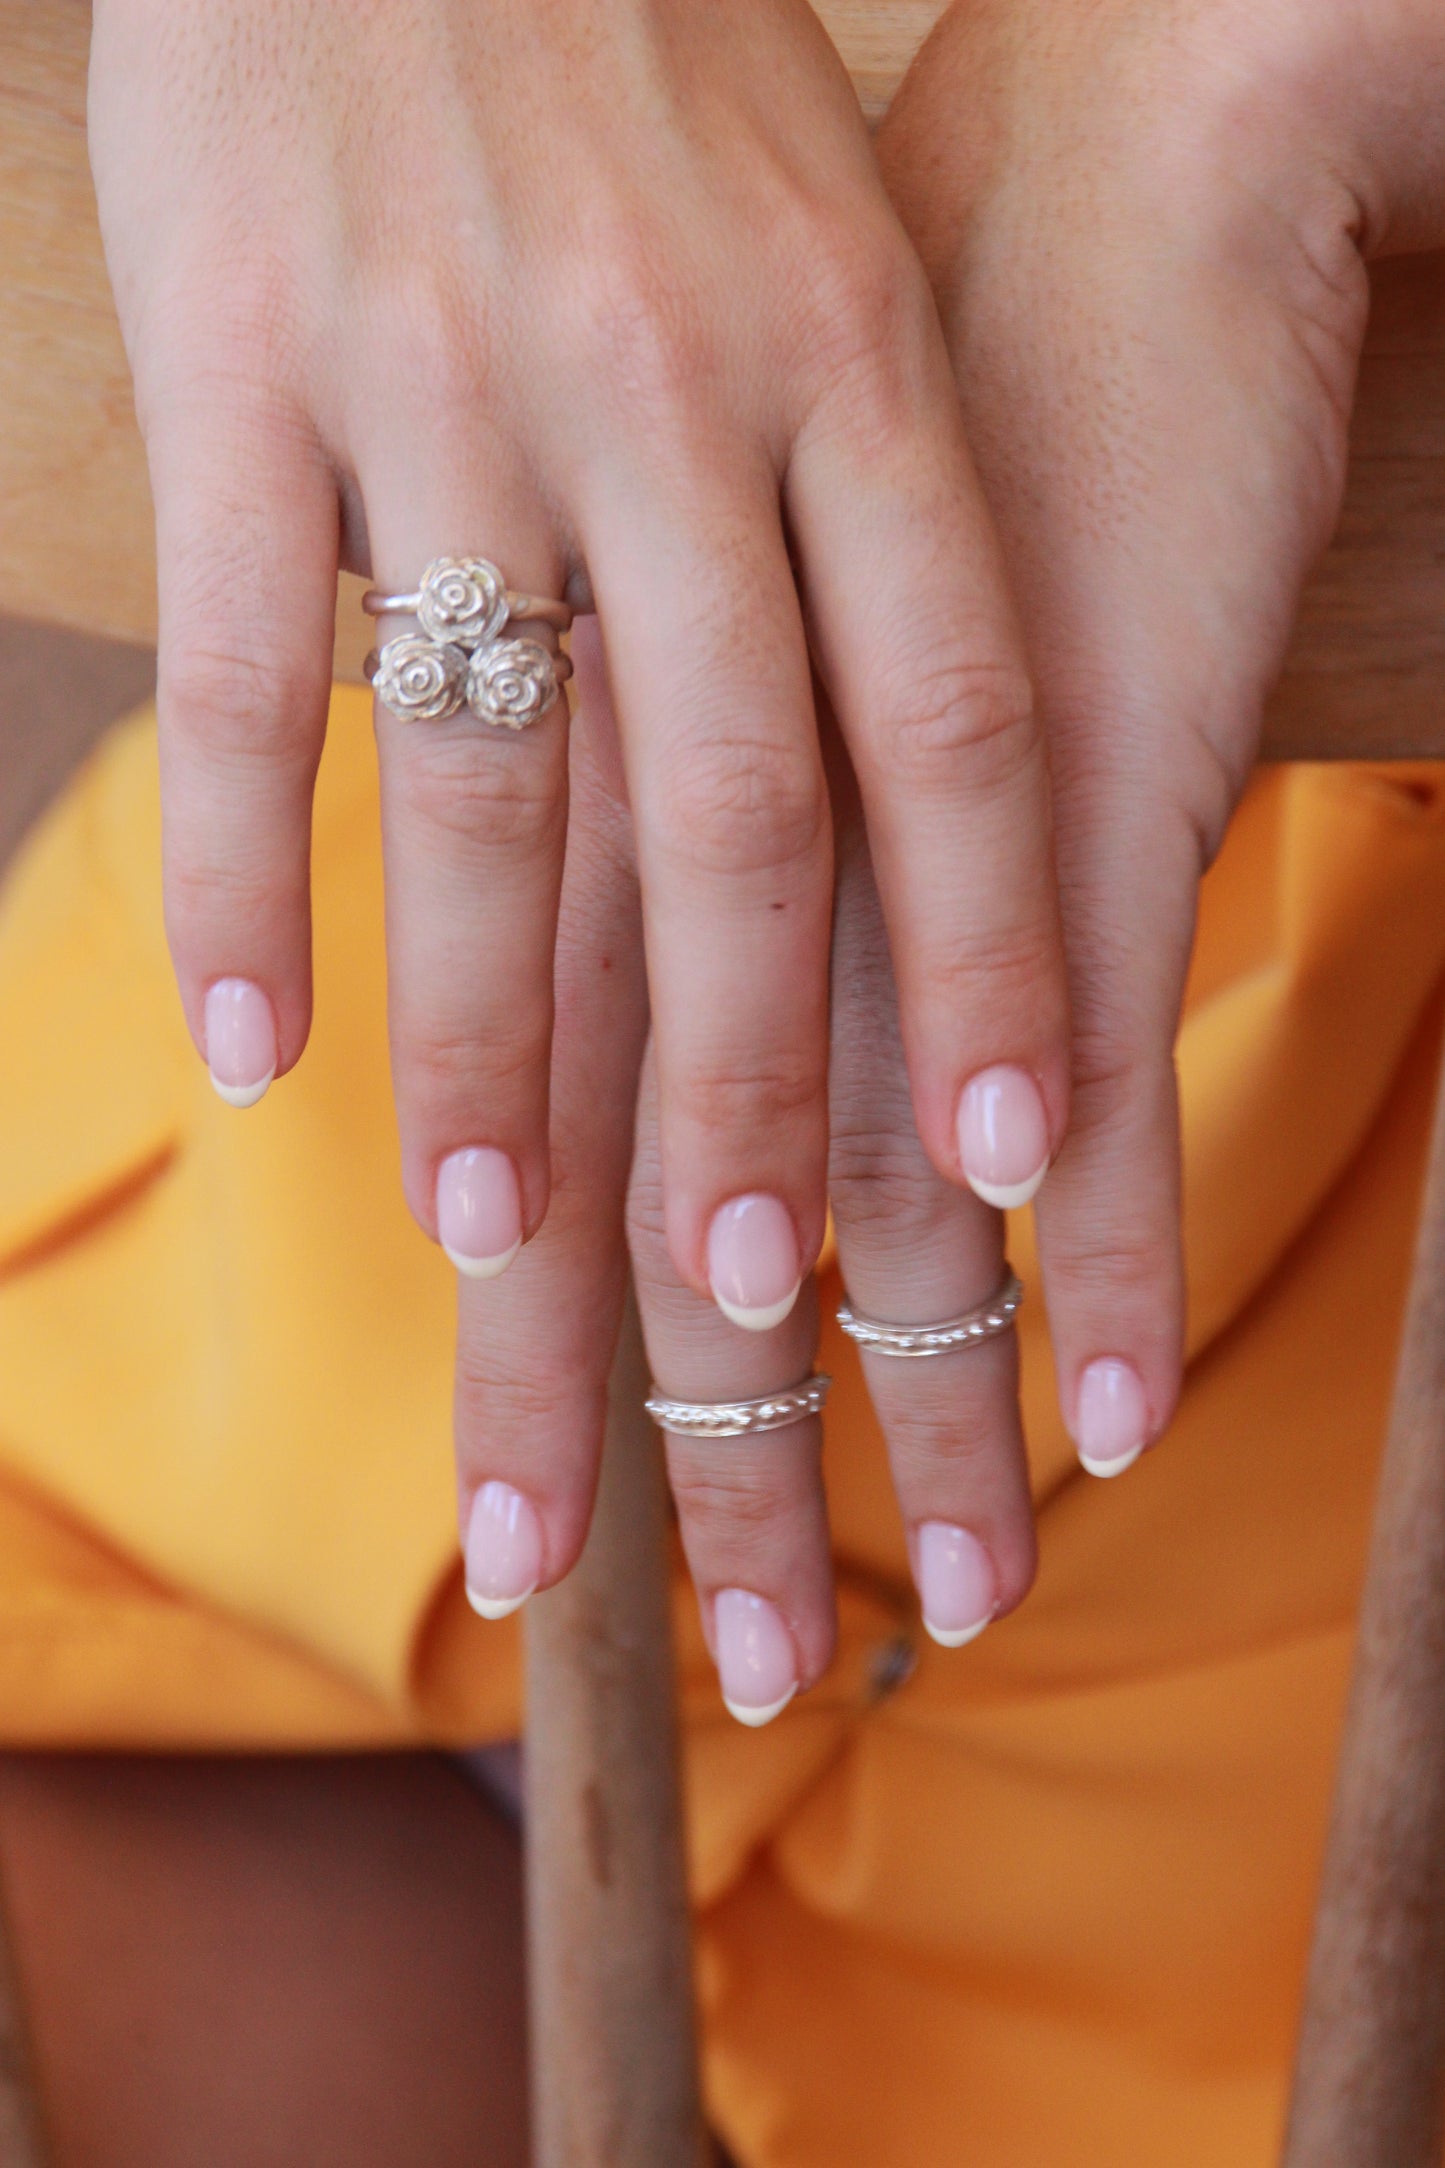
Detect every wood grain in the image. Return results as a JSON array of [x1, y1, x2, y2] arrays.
[[523, 1297, 706, 2168], [1282, 1052, 1445, 2167]]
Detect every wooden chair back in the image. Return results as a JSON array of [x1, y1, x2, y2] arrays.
[[5, 5, 1445, 2162]]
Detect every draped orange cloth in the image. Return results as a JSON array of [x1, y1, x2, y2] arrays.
[[3, 693, 1443, 2163]]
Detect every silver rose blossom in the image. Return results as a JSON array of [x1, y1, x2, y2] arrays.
[[373, 634, 467, 721], [467, 637, 560, 729], [416, 556, 509, 649]]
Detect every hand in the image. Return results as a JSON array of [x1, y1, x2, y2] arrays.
[[453, 625, 1037, 1710], [876, 0, 1445, 1472], [87, 0, 1070, 1326]]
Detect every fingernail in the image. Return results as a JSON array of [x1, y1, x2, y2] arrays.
[[917, 1523, 998, 1648], [204, 978, 277, 1109], [706, 1195, 801, 1332], [1075, 1358, 1150, 1477], [437, 1148, 523, 1279], [715, 1589, 797, 1727], [956, 1065, 1050, 1210], [464, 1481, 543, 1619]]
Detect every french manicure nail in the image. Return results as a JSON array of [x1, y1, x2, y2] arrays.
[[715, 1588, 797, 1726], [464, 1481, 543, 1619], [956, 1065, 1050, 1210], [917, 1522, 997, 1648], [1075, 1358, 1150, 1477], [437, 1148, 523, 1279], [706, 1194, 801, 1332], [204, 978, 277, 1109]]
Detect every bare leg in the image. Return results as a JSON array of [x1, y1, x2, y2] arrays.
[[0, 1753, 529, 2168]]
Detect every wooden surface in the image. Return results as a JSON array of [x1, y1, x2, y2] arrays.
[[523, 1296, 706, 2168], [5, 0, 1445, 761], [1282, 1055, 1445, 2166]]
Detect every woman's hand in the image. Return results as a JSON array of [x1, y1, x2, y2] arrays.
[[877, 0, 1445, 1473], [450, 0, 1445, 1723], [87, 0, 1070, 1324], [454, 625, 1037, 1712]]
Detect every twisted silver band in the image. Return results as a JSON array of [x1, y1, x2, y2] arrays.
[[644, 1373, 832, 1440], [836, 1269, 1023, 1358]]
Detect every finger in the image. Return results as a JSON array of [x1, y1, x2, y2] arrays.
[[581, 454, 832, 1331], [827, 772, 1036, 1645], [361, 445, 572, 1266], [1032, 763, 1195, 1477], [786, 261, 1071, 1209], [149, 392, 339, 1104], [628, 1049, 835, 1727], [452, 619, 650, 1611]]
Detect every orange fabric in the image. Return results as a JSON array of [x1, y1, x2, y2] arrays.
[[2, 695, 1444, 2163]]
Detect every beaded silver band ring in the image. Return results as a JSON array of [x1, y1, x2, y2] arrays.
[[644, 1373, 832, 1440], [836, 1269, 1023, 1358]]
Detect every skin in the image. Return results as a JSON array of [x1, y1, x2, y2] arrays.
[[458, 0, 1445, 1706], [79, 0, 1445, 1716], [86, 0, 1071, 1319]]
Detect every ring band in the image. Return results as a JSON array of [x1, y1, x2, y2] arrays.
[[836, 1269, 1023, 1358], [365, 588, 573, 633], [362, 557, 574, 638], [644, 1373, 832, 1439]]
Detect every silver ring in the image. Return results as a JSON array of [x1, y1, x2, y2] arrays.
[[364, 641, 573, 727], [362, 556, 574, 640], [362, 555, 574, 728], [836, 1269, 1023, 1358], [644, 1373, 832, 1439]]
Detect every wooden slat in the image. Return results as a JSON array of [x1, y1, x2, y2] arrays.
[[1282, 1050, 1445, 2165], [5, 0, 1444, 762], [523, 1296, 706, 2168]]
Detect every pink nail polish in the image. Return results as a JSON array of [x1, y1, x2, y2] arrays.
[[464, 1481, 543, 1619], [917, 1523, 997, 1648], [1075, 1358, 1150, 1477], [714, 1589, 797, 1726], [956, 1065, 1050, 1210], [706, 1195, 801, 1332], [204, 978, 277, 1109], [437, 1148, 523, 1279]]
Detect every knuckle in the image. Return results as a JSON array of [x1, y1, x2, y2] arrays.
[[828, 1117, 941, 1229], [398, 1009, 543, 1110], [795, 219, 925, 388], [673, 1052, 822, 1141], [667, 1453, 803, 1538], [162, 641, 320, 768], [876, 656, 1039, 799], [653, 732, 827, 879], [562, 234, 705, 420], [454, 1346, 580, 1440], [395, 733, 565, 861], [374, 262, 488, 417]]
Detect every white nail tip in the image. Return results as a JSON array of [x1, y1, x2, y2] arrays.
[[722, 1686, 797, 1729], [712, 1282, 803, 1334], [208, 1067, 275, 1109], [465, 1582, 535, 1620], [963, 1162, 1048, 1212], [923, 1613, 993, 1650], [444, 1237, 523, 1280], [1078, 1443, 1146, 1480]]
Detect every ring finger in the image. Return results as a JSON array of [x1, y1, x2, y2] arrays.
[[827, 764, 1036, 1646], [628, 1047, 836, 1728], [361, 442, 573, 1266]]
